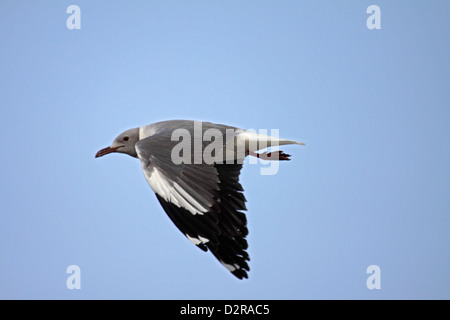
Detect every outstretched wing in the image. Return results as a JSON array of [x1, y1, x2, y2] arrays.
[[135, 130, 250, 279]]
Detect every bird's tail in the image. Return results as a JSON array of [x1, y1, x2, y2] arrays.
[[237, 130, 305, 152]]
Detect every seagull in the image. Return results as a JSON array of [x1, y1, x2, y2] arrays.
[[95, 120, 304, 279]]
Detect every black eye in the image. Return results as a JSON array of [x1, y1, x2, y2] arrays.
[[123, 136, 129, 142]]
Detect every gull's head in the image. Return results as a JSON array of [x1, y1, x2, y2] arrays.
[[95, 128, 140, 158]]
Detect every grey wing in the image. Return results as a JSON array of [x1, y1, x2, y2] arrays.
[[135, 128, 250, 279], [139, 120, 246, 164], [136, 132, 220, 215]]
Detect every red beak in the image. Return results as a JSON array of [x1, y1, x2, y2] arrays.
[[95, 146, 119, 158]]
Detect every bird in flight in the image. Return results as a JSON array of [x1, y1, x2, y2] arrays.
[[95, 120, 304, 279]]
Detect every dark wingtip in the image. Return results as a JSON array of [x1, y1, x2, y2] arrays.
[[232, 268, 249, 280]]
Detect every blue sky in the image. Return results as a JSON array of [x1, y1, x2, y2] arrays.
[[1, 1, 449, 299]]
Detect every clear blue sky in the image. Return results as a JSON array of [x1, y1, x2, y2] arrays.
[[1, 1, 449, 299]]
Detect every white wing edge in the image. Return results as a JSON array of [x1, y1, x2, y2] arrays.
[[142, 166, 208, 216]]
